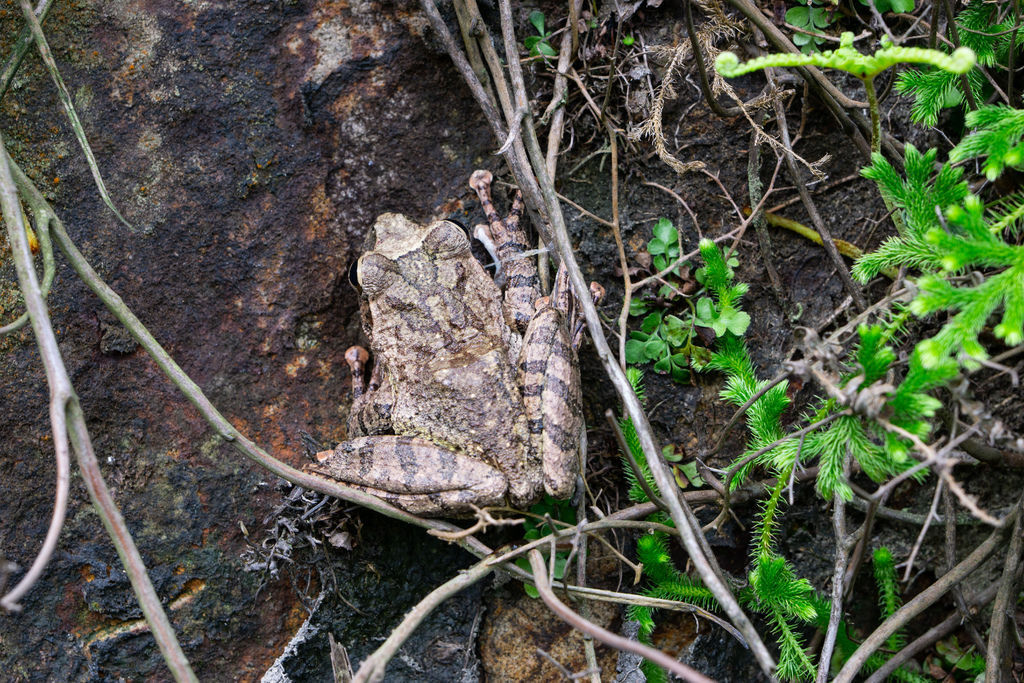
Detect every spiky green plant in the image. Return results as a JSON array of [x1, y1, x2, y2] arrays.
[[897, 0, 1024, 126], [949, 104, 1024, 182], [619, 240, 972, 680], [872, 547, 906, 652], [854, 122, 1024, 370]]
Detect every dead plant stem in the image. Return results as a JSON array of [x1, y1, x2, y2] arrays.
[[985, 494, 1024, 678], [0, 136, 196, 681], [0, 144, 69, 613], [0, 0, 53, 100], [816, 460, 851, 683], [864, 580, 1002, 683], [494, 1, 776, 670], [352, 560, 496, 682], [17, 0, 129, 227], [769, 77, 866, 310]]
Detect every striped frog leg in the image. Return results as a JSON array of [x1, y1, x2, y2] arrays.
[[468, 169, 541, 333], [519, 264, 584, 498], [311, 435, 507, 516]]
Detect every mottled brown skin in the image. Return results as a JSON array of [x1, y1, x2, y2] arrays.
[[309, 175, 585, 516]]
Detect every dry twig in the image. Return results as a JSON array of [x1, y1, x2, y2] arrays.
[[0, 137, 196, 681]]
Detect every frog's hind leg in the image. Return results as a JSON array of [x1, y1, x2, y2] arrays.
[[311, 436, 508, 517], [519, 275, 584, 499], [469, 170, 541, 332]]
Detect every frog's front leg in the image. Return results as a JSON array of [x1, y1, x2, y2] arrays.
[[311, 436, 507, 516], [344, 345, 393, 437]]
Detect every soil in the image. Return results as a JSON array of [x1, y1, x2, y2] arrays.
[[0, 1, 1021, 681]]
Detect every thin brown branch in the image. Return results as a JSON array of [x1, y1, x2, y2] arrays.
[[352, 559, 496, 682], [0, 146, 69, 613], [769, 76, 866, 310], [0, 0, 53, 99], [816, 462, 851, 683], [985, 494, 1024, 678], [864, 580, 1002, 683], [0, 215, 65, 611], [17, 0, 129, 227], [0, 200, 56, 336], [0, 136, 196, 681], [834, 498, 1020, 683], [491, 2, 776, 671]]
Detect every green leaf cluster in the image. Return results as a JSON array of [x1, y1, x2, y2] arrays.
[[627, 220, 725, 382], [648, 217, 680, 275], [857, 0, 914, 13], [934, 636, 987, 678], [625, 311, 694, 382], [897, 1, 1023, 126], [523, 11, 556, 58], [785, 2, 835, 54]]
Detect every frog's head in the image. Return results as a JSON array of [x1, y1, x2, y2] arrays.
[[356, 213, 472, 297]]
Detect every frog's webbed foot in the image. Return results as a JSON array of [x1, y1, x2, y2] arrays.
[[310, 436, 507, 516], [345, 345, 392, 437], [469, 170, 540, 332]]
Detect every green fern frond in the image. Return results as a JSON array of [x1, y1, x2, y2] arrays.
[[896, 0, 1020, 126], [626, 366, 647, 402], [861, 146, 969, 238], [646, 581, 718, 612], [627, 602, 657, 638], [856, 324, 897, 384], [906, 197, 1024, 364], [636, 533, 675, 583], [752, 477, 788, 560], [854, 146, 968, 282], [749, 555, 818, 621], [769, 607, 817, 680], [633, 531, 718, 649], [619, 416, 661, 502], [641, 659, 669, 683], [956, 0, 1024, 66], [716, 32, 974, 80], [852, 235, 942, 280]]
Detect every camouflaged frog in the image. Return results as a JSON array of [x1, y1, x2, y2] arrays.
[[309, 171, 596, 516]]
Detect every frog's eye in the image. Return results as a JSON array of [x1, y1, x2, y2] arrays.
[[422, 220, 470, 258], [356, 253, 399, 296], [347, 260, 360, 289]]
